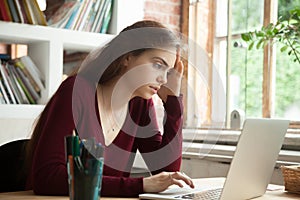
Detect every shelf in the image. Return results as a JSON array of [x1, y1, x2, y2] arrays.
[[0, 21, 114, 51], [0, 104, 44, 145], [0, 21, 115, 103], [0, 104, 44, 119], [0, 0, 145, 144], [0, 21, 115, 120]]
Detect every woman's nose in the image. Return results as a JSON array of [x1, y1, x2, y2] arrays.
[[157, 72, 168, 84]]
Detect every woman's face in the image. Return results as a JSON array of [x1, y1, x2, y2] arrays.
[[120, 49, 177, 99]]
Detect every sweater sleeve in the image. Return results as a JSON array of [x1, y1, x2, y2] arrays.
[[101, 176, 143, 197], [134, 95, 183, 174]]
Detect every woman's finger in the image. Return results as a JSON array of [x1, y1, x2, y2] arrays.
[[170, 172, 195, 188], [176, 60, 184, 76]]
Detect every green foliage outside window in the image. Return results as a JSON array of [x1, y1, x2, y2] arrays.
[[227, 0, 300, 119], [241, 8, 300, 64], [240, 6, 300, 118]]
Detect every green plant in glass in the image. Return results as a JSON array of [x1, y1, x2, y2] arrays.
[[241, 8, 300, 64]]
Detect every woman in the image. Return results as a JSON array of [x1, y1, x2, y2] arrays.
[[25, 20, 194, 197]]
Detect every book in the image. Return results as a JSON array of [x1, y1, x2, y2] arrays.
[[47, 1, 80, 28], [0, 86, 6, 104], [13, 58, 42, 95], [90, 0, 106, 32], [0, 77, 10, 104], [30, 0, 47, 26], [13, 0, 25, 23], [81, 0, 101, 32], [14, 66, 37, 104], [7, 0, 21, 23], [93, 0, 110, 33], [23, 0, 37, 24], [64, 1, 82, 29], [77, 0, 94, 31], [0, 54, 11, 62], [19, 56, 45, 89], [7, 64, 29, 104], [100, 0, 112, 33], [0, 0, 12, 22], [0, 61, 17, 104], [66, 0, 85, 30], [2, 63, 22, 104], [73, 0, 89, 30], [3, 62, 23, 104], [16, 0, 29, 24]]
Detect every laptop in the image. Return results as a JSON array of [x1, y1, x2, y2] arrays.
[[139, 118, 289, 200]]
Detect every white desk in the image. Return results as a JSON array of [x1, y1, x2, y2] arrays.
[[0, 178, 299, 199]]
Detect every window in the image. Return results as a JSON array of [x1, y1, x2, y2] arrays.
[[183, 0, 300, 166], [186, 0, 300, 129]]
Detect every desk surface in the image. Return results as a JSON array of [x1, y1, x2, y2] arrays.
[[0, 178, 299, 200]]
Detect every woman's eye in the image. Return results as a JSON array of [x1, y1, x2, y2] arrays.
[[153, 62, 163, 69]]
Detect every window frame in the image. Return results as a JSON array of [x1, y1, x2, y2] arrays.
[[181, 0, 300, 164], [183, 0, 300, 130]]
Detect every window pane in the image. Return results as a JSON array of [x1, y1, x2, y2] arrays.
[[229, 0, 264, 117], [274, 44, 300, 120], [231, 0, 264, 34], [230, 39, 263, 117], [274, 0, 300, 120]]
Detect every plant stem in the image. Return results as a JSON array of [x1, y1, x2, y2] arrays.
[[285, 36, 300, 64]]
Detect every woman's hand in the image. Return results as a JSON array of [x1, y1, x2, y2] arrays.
[[157, 49, 184, 102], [143, 171, 195, 193]]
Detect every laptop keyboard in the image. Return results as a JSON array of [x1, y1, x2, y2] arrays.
[[174, 188, 222, 200]]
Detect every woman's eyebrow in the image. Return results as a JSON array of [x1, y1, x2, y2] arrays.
[[153, 57, 170, 68]]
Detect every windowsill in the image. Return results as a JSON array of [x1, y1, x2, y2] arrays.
[[132, 128, 300, 170], [182, 128, 300, 165], [183, 128, 300, 147]]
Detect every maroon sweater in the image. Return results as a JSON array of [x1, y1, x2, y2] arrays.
[[27, 75, 183, 197]]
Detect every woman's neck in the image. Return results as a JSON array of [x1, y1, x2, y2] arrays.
[[97, 82, 129, 146]]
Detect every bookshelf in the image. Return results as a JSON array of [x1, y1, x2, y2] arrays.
[[0, 21, 114, 144], [0, 0, 144, 146]]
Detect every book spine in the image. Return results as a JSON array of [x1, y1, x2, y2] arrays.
[[7, 0, 21, 23], [20, 56, 45, 88], [72, 0, 87, 30], [47, 1, 79, 28], [100, 0, 112, 33], [13, 59, 41, 95], [94, 0, 109, 33], [0, 0, 13, 21], [82, 0, 99, 32], [64, 3, 81, 29], [2, 62, 21, 104], [90, 0, 106, 32], [0, 54, 11, 61], [17, 0, 29, 24], [8, 64, 29, 104], [24, 0, 37, 24], [31, 0, 47, 26], [13, 0, 25, 23], [77, 0, 94, 31], [0, 85, 6, 104], [14, 67, 36, 104], [0, 73, 10, 104], [0, 61, 17, 104], [6, 63, 23, 104]]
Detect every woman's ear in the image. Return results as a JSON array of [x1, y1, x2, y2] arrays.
[[117, 54, 132, 75], [122, 54, 132, 68]]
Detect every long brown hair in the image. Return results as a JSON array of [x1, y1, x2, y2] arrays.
[[25, 20, 180, 175]]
